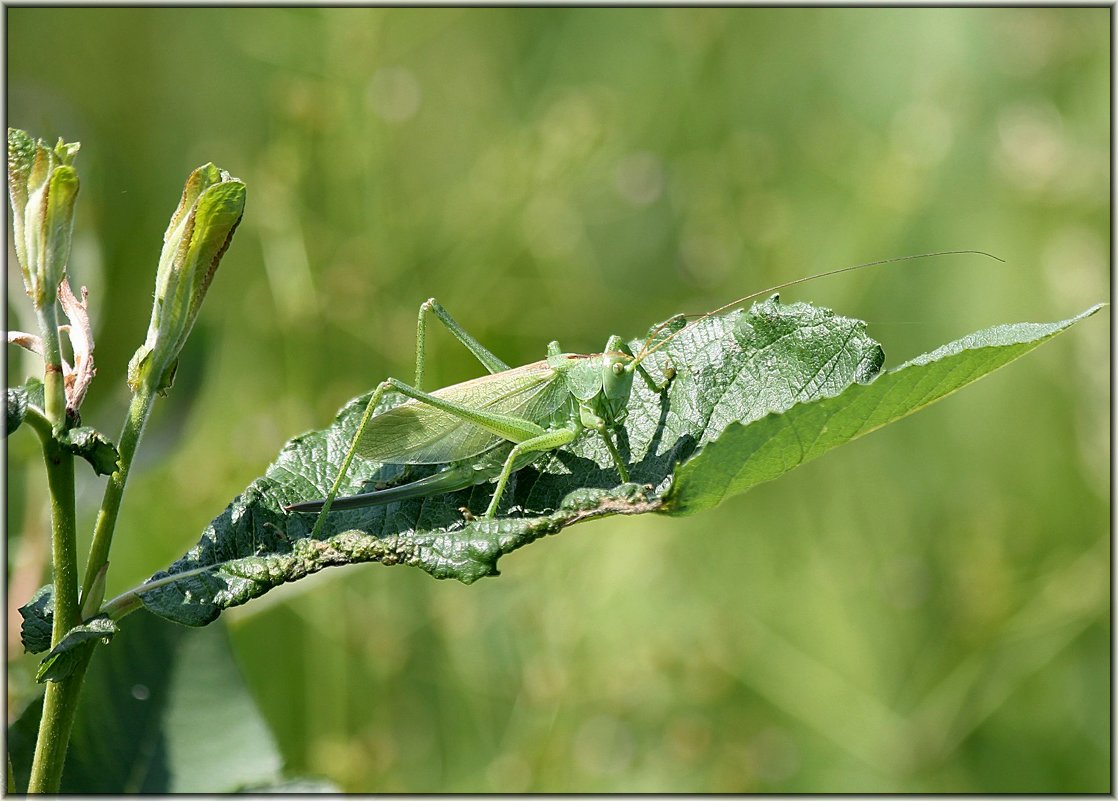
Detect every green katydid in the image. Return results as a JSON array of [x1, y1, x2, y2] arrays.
[[285, 250, 1001, 523]]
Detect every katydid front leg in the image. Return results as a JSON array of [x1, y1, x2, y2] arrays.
[[598, 429, 629, 483], [296, 377, 395, 538], [635, 360, 675, 394]]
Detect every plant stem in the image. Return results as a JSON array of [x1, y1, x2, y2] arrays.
[[43, 440, 80, 639], [26, 386, 157, 793], [80, 387, 155, 604], [30, 304, 78, 631], [35, 304, 67, 429], [27, 303, 83, 794], [20, 403, 54, 441], [27, 647, 91, 793]]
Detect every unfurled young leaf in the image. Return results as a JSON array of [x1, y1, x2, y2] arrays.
[[35, 617, 119, 683], [59, 427, 119, 476], [19, 584, 54, 654]]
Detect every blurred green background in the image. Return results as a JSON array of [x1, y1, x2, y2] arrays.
[[6, 7, 1109, 792]]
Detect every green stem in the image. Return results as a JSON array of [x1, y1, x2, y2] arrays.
[[35, 304, 67, 429], [20, 417, 81, 640], [27, 648, 91, 793], [43, 441, 80, 638], [26, 302, 83, 794], [26, 387, 157, 793], [34, 303, 79, 630], [80, 387, 155, 604], [20, 403, 54, 441], [100, 589, 145, 621]]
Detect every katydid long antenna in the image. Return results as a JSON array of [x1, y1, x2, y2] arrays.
[[633, 249, 1006, 363]]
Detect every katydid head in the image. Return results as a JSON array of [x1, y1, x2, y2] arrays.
[[555, 336, 640, 430], [581, 356, 634, 429], [598, 337, 637, 424], [601, 335, 636, 395]]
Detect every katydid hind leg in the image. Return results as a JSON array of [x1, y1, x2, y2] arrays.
[[288, 375, 554, 524], [286, 379, 393, 539], [415, 298, 509, 389], [294, 299, 520, 525], [379, 376, 549, 444]]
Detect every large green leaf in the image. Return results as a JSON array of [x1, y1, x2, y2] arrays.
[[666, 305, 1104, 513], [125, 298, 1100, 626]]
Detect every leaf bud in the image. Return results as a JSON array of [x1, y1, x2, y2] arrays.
[[7, 128, 81, 309], [127, 163, 246, 394]]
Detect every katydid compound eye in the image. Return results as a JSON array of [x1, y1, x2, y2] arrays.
[[612, 362, 625, 376]]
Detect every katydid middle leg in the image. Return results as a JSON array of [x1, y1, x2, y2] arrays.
[[484, 425, 579, 518], [598, 430, 629, 483]]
